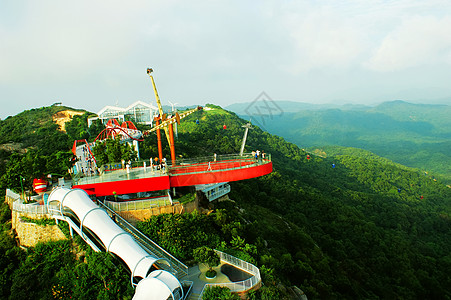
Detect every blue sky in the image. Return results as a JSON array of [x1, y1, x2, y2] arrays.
[[1, 0, 451, 119]]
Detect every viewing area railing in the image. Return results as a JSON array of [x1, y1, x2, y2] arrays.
[[198, 183, 231, 202], [72, 153, 271, 186], [198, 249, 261, 299], [168, 153, 271, 176], [13, 201, 49, 215], [103, 195, 171, 212], [6, 189, 49, 215]]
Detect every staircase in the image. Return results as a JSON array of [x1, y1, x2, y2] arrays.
[[188, 290, 201, 300]]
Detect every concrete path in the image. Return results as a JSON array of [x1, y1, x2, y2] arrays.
[[182, 263, 232, 300]]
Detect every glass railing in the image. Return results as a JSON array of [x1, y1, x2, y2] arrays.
[[103, 196, 171, 212], [72, 153, 271, 185]]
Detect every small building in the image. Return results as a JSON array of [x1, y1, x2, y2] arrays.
[[88, 101, 158, 126]]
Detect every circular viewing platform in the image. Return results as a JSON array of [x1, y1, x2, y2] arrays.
[[72, 153, 272, 196]]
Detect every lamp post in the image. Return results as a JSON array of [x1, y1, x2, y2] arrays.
[[19, 175, 25, 201], [240, 122, 253, 156], [168, 101, 179, 139]]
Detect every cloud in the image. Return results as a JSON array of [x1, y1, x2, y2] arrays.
[[0, 1, 152, 84], [365, 15, 451, 72], [282, 8, 367, 74], [1, 0, 451, 119]]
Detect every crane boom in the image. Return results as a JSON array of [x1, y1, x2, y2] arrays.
[[147, 68, 171, 146], [143, 107, 201, 135], [147, 68, 165, 119], [145, 67, 202, 164]]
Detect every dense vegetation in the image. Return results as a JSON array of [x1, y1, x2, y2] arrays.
[[92, 136, 138, 165], [0, 106, 104, 193], [0, 202, 134, 299], [229, 100, 451, 183], [172, 105, 451, 298], [0, 107, 134, 298], [0, 104, 450, 299]]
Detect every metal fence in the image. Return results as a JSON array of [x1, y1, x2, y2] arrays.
[[71, 153, 271, 186], [5, 189, 20, 201], [198, 250, 261, 299], [204, 184, 231, 202], [12, 201, 49, 215], [6, 189, 50, 215], [103, 196, 171, 212]]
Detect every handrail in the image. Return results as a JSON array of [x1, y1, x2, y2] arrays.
[[201, 184, 231, 202], [198, 249, 261, 299], [6, 189, 21, 201], [103, 196, 171, 212], [168, 159, 271, 177], [71, 153, 271, 187], [12, 200, 49, 215]]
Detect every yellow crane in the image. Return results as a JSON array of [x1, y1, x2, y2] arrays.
[[144, 68, 202, 164]]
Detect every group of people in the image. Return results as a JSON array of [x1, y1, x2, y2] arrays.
[[76, 144, 97, 176], [151, 157, 167, 171], [251, 150, 265, 161]]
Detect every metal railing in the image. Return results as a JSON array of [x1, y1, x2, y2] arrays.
[[169, 154, 271, 176], [103, 196, 171, 212], [71, 153, 271, 186], [6, 190, 49, 215], [203, 184, 231, 202], [12, 201, 49, 215], [72, 163, 168, 186], [6, 189, 21, 201], [198, 250, 261, 299]]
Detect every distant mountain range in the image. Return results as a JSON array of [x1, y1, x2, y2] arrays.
[[226, 100, 451, 182], [226, 100, 371, 115]]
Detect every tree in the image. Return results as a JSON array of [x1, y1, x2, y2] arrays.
[[193, 246, 220, 277], [92, 136, 137, 165], [202, 286, 240, 300]]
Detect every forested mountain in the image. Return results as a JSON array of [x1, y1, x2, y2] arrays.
[[173, 106, 451, 298], [0, 106, 103, 193], [0, 104, 450, 299], [227, 100, 451, 183]]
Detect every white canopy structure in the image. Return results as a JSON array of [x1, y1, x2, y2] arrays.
[[48, 187, 184, 299], [134, 270, 184, 300], [87, 101, 158, 126]]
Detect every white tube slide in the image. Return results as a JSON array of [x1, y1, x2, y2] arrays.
[[48, 187, 184, 300]]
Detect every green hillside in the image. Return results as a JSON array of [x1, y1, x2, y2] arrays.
[[0, 106, 104, 193], [0, 104, 450, 299], [228, 100, 451, 183], [173, 105, 451, 298]]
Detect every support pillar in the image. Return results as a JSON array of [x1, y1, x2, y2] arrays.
[[155, 118, 163, 162], [168, 123, 176, 165]]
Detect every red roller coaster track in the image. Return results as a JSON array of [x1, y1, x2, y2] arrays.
[[94, 119, 143, 143]]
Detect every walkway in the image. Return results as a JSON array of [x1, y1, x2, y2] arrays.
[[182, 249, 261, 299], [183, 263, 233, 300]]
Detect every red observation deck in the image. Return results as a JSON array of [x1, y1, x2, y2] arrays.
[[72, 154, 272, 197]]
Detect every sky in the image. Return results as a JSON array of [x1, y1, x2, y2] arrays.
[[1, 0, 451, 119]]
